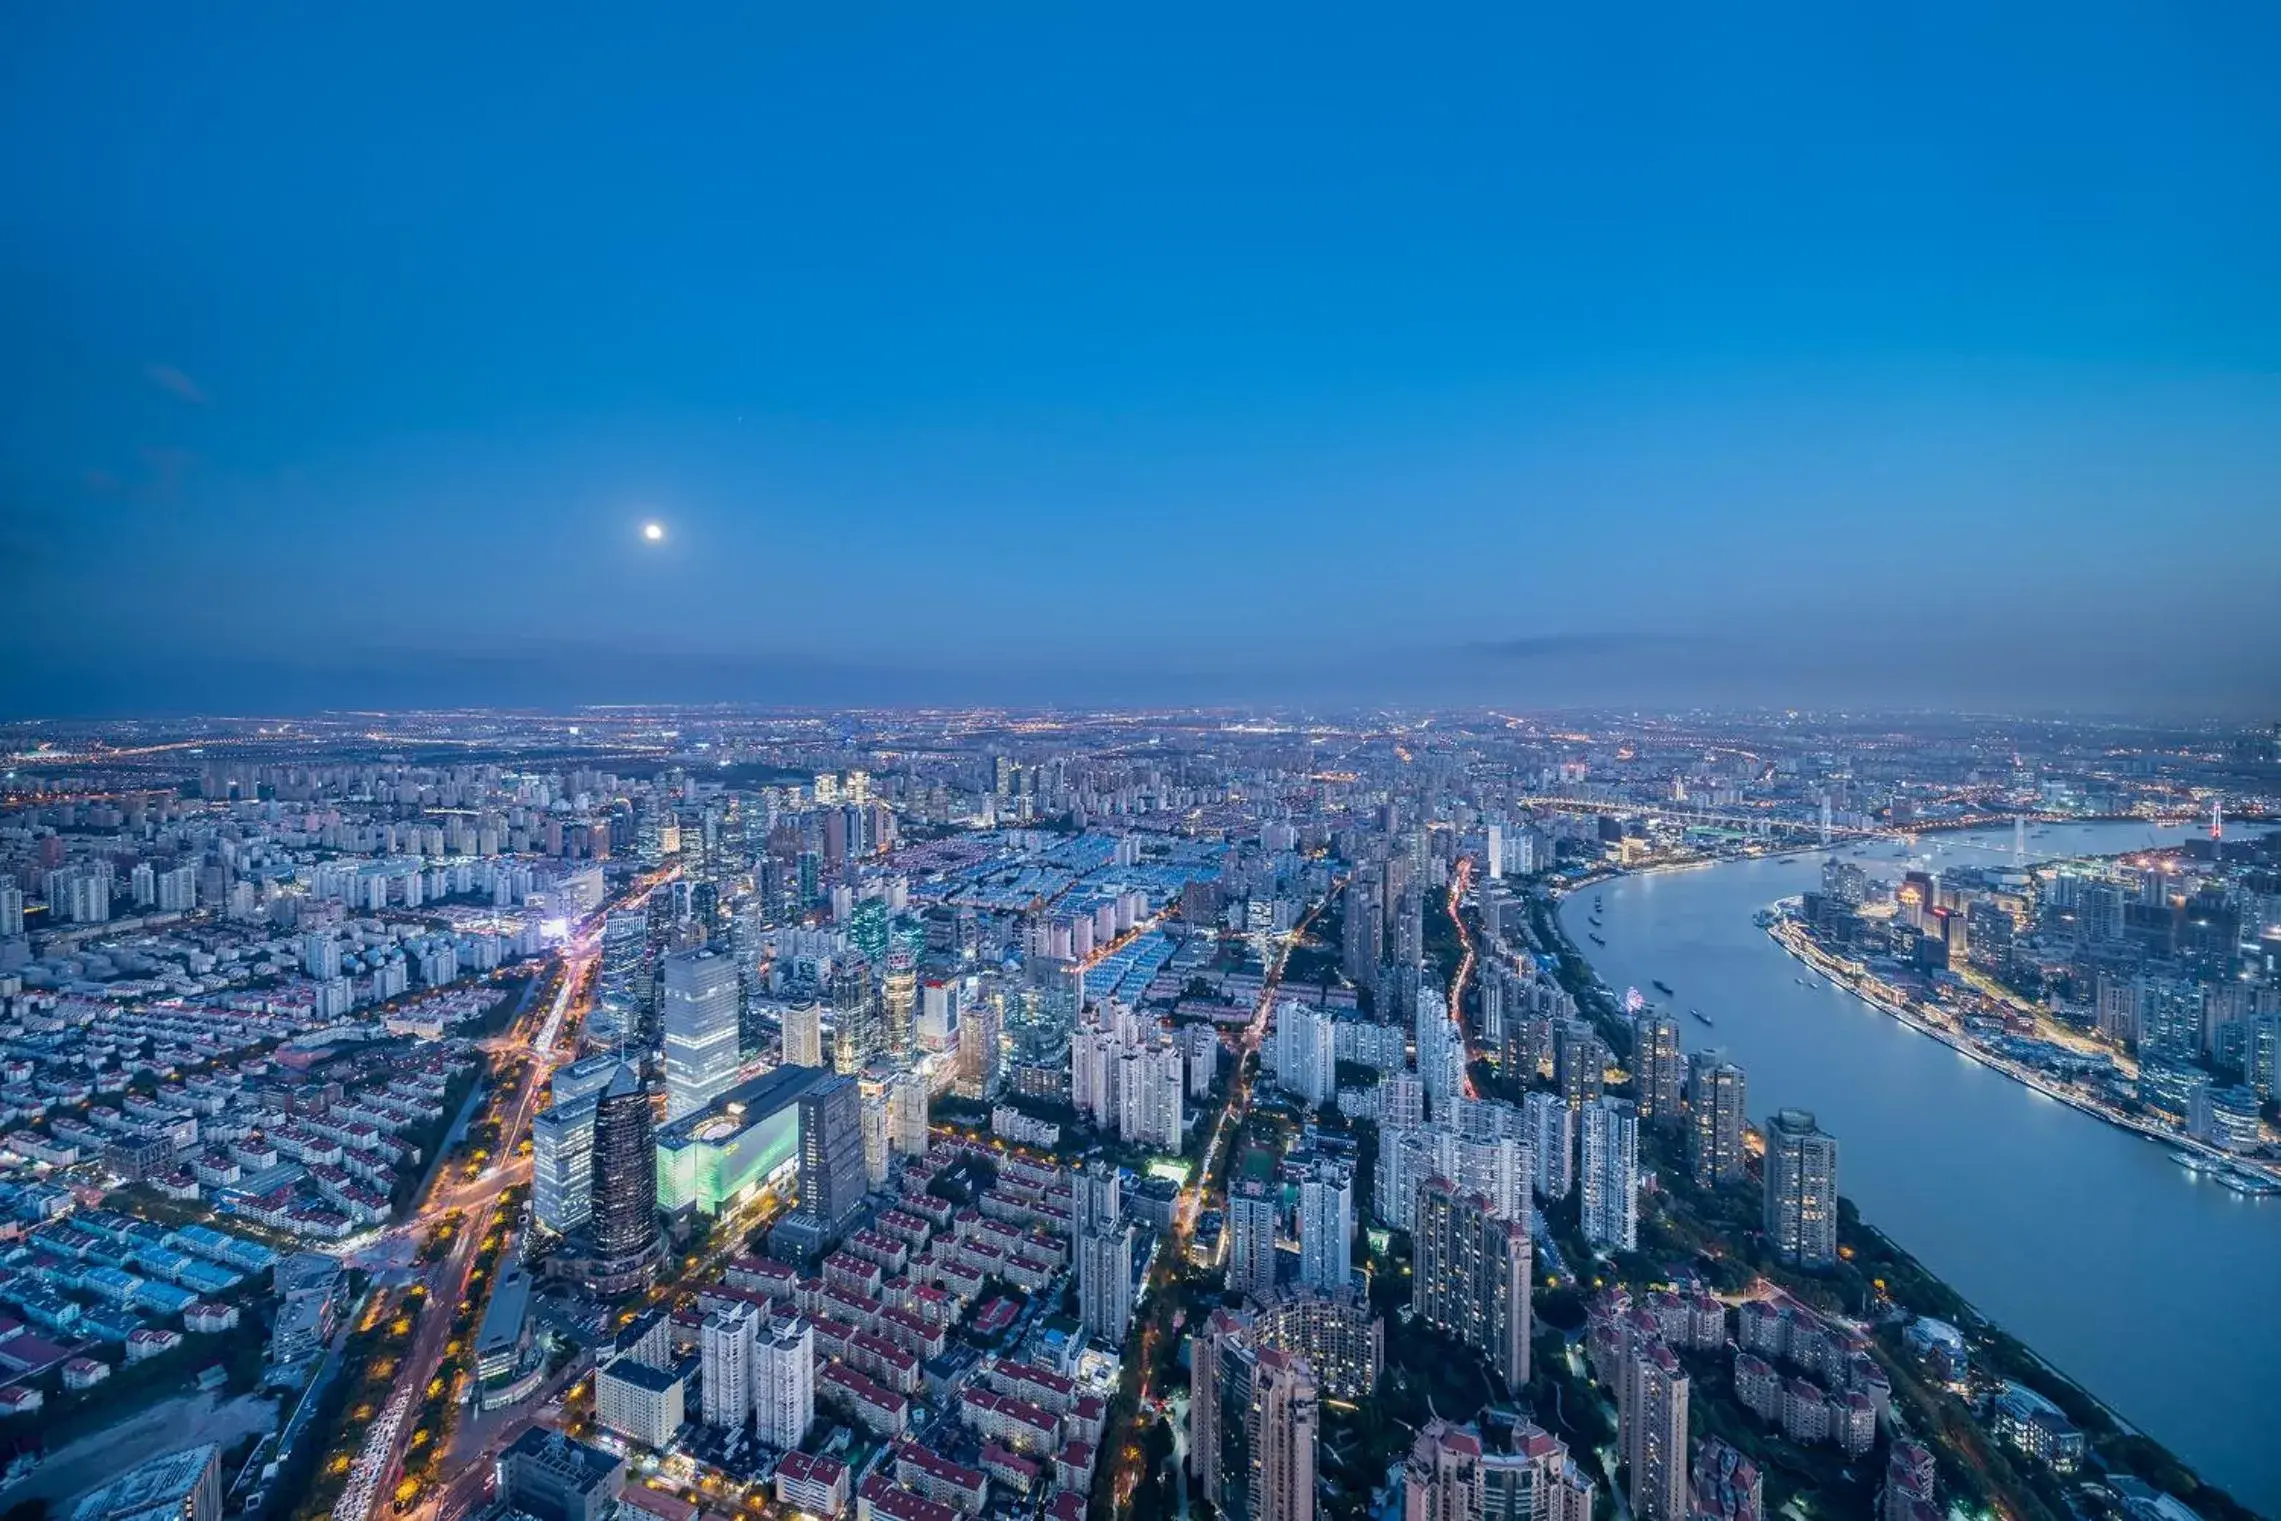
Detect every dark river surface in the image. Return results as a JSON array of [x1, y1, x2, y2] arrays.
[[1557, 820, 2279, 1515]]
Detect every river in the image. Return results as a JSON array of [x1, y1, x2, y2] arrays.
[[1557, 820, 2280, 1516]]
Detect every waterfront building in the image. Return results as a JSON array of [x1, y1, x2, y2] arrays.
[[1763, 1108, 1839, 1270], [1686, 1053, 1748, 1187], [1579, 1097, 1639, 1251], [1555, 1021, 1605, 1110], [1630, 1012, 1683, 1125]]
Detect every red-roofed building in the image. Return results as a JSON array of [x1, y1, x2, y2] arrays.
[[856, 1476, 961, 1521], [891, 1443, 988, 1514], [775, 1450, 850, 1517], [986, 1359, 1075, 1414], [619, 1485, 700, 1521], [979, 1445, 1040, 1495], [959, 1387, 1057, 1456], [817, 1361, 910, 1438]]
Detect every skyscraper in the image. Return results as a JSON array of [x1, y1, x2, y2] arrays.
[[882, 947, 918, 1057], [1556, 1021, 1605, 1110], [753, 1316, 814, 1451], [589, 1061, 660, 1272], [1619, 1339, 1691, 1521], [1523, 1091, 1573, 1202], [781, 1000, 824, 1069], [597, 910, 650, 1045], [532, 1099, 598, 1235], [1075, 1159, 1122, 1238], [1229, 1179, 1280, 1302], [1190, 1312, 1320, 1521], [1341, 880, 1381, 990], [1763, 1108, 1839, 1269], [1630, 1012, 1683, 1125], [662, 949, 741, 1120], [701, 1303, 758, 1429], [955, 990, 1002, 1099], [1251, 1350, 1321, 1521], [1579, 1097, 1639, 1252], [1456, 1132, 1531, 1223], [1274, 1000, 1338, 1109], [1079, 1221, 1137, 1342], [888, 1069, 929, 1158], [1297, 1161, 1353, 1293], [830, 956, 876, 1075], [1382, 1072, 1426, 1131], [797, 1075, 868, 1232], [1410, 1176, 1532, 1388], [1685, 1053, 1748, 1187]]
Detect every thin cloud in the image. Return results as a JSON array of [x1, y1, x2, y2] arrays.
[[144, 363, 208, 405], [1462, 632, 1671, 660]]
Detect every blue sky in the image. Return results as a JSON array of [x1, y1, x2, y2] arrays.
[[4, 4, 2278, 713]]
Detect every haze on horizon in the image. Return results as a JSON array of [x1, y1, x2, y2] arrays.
[[3, 5, 2278, 719]]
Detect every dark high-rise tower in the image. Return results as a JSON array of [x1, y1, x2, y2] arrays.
[[588, 1062, 661, 1284], [797, 1074, 867, 1232]]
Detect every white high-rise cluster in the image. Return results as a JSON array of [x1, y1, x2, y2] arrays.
[[1071, 999, 1185, 1151]]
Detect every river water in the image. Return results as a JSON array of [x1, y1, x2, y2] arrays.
[[1557, 820, 2280, 1515]]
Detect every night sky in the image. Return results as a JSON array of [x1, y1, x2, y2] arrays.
[[4, 5, 2278, 715]]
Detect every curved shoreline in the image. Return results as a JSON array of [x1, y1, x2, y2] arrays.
[[1762, 907, 2281, 1192]]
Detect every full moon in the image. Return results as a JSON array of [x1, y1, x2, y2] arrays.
[[642, 522, 665, 542]]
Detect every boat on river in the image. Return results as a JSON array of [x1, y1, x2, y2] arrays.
[[1651, 979, 1674, 996], [1690, 1008, 1713, 1027]]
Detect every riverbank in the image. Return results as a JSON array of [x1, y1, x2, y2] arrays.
[[1764, 914, 2281, 1189], [1528, 868, 2265, 1521]]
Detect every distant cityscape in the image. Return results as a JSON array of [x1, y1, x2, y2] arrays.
[[0, 709, 2273, 1521]]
